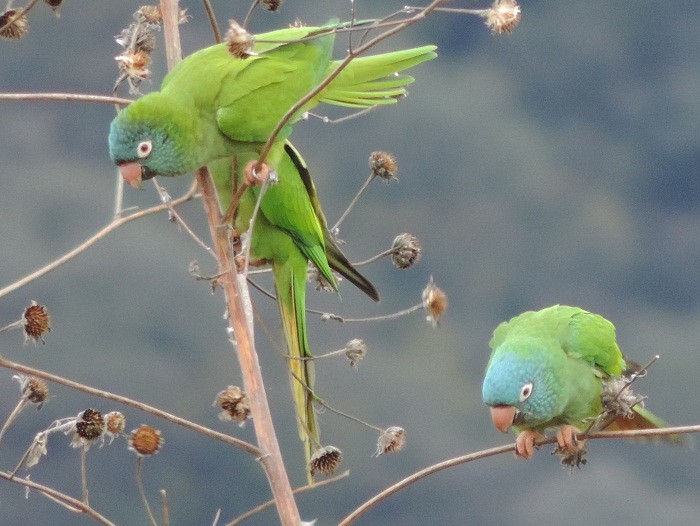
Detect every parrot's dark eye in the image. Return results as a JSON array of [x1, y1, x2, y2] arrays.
[[137, 140, 153, 159], [519, 382, 533, 402]]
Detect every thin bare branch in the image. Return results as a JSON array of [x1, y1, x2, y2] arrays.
[[0, 93, 132, 106], [200, 0, 221, 42], [332, 173, 375, 233], [0, 356, 263, 457], [225, 470, 350, 526], [339, 424, 700, 525], [0, 470, 117, 526], [0, 183, 197, 300], [255, 0, 447, 169], [80, 447, 89, 505], [136, 457, 159, 526]]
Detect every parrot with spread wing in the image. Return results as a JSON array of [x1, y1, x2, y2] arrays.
[[108, 22, 436, 478], [482, 305, 681, 461]]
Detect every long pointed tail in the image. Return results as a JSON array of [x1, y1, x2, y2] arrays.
[[606, 405, 688, 445], [273, 259, 319, 482], [321, 45, 437, 108]]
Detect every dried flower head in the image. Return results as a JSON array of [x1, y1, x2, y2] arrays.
[[20, 376, 50, 406], [23, 301, 51, 345], [115, 49, 152, 91], [600, 376, 647, 421], [71, 409, 105, 449], [128, 424, 163, 456], [261, 0, 285, 11], [369, 151, 398, 181], [226, 20, 256, 59], [344, 339, 367, 369], [0, 10, 29, 40], [374, 426, 406, 457], [484, 0, 521, 35], [137, 5, 162, 24], [422, 278, 448, 327], [308, 266, 339, 294], [104, 411, 126, 442], [391, 233, 422, 270], [309, 445, 342, 476], [214, 386, 251, 427]]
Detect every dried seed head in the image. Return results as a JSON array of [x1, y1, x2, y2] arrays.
[[369, 151, 398, 181], [214, 386, 251, 427], [391, 233, 422, 270], [600, 376, 646, 421], [128, 424, 163, 456], [0, 10, 29, 40], [344, 339, 367, 369], [374, 426, 406, 457], [261, 0, 285, 11], [71, 409, 105, 448], [226, 20, 255, 59], [484, 0, 521, 35], [23, 301, 51, 345], [104, 411, 126, 439], [23, 377, 50, 405], [308, 266, 338, 294], [309, 445, 342, 476], [43, 0, 64, 18], [116, 50, 152, 79], [137, 5, 162, 24], [422, 278, 448, 327]]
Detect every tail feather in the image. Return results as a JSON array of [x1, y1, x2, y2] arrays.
[[273, 261, 319, 482], [606, 405, 688, 446], [325, 231, 380, 302], [321, 45, 437, 108]]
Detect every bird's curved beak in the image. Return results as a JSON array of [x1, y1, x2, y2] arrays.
[[490, 405, 516, 433], [118, 162, 144, 189]]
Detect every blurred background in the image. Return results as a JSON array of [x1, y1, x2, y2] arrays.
[[1, 1, 698, 524]]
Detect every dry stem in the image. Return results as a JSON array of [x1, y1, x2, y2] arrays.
[[338, 425, 700, 525]]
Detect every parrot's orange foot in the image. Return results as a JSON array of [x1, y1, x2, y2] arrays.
[[555, 424, 583, 451], [515, 430, 545, 459], [244, 160, 270, 186], [553, 425, 588, 470]]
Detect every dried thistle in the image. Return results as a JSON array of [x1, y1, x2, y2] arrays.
[[43, 0, 64, 18], [422, 278, 448, 327], [104, 411, 126, 443], [137, 5, 162, 24], [309, 445, 342, 476], [391, 233, 422, 270], [23, 301, 51, 345], [0, 10, 29, 40], [115, 49, 152, 93], [70, 409, 105, 449], [261, 0, 285, 11], [308, 266, 339, 294], [369, 151, 398, 181], [344, 339, 367, 369], [225, 20, 256, 59], [484, 0, 521, 35], [374, 426, 406, 457], [214, 386, 251, 427], [20, 376, 50, 406], [128, 424, 164, 456]]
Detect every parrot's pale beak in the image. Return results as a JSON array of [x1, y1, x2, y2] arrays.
[[490, 405, 516, 433], [118, 162, 144, 189]]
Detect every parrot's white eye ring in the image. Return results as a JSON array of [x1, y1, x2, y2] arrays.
[[519, 382, 533, 402], [137, 140, 153, 159]]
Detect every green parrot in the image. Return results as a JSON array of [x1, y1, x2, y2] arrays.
[[108, 23, 436, 477], [482, 305, 679, 460]]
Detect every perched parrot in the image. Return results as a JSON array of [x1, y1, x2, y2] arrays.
[[482, 305, 679, 460], [108, 22, 436, 478]]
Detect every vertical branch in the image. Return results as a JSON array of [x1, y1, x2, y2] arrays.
[[158, 1, 300, 524]]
